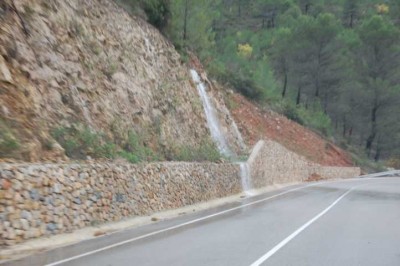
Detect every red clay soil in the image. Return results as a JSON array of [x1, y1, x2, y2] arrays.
[[230, 93, 353, 167]]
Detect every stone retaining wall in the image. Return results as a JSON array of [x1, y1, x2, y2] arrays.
[[316, 166, 362, 180], [247, 140, 361, 188], [0, 162, 240, 246], [0, 140, 361, 246]]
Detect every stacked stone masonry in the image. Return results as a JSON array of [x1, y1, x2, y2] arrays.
[[0, 162, 241, 246], [247, 140, 361, 188], [0, 140, 361, 246]]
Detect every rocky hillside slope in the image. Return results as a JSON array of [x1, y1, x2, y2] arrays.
[[227, 93, 353, 167], [0, 0, 352, 166], [0, 0, 244, 162]]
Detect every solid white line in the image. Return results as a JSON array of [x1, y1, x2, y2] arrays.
[[249, 185, 360, 266], [45, 178, 379, 266], [45, 182, 321, 266]]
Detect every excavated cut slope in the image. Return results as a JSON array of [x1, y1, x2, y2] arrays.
[[0, 0, 244, 161]]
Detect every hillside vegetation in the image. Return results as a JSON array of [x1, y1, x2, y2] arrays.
[[126, 0, 400, 166]]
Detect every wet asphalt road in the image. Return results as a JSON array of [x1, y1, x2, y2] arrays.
[[6, 176, 400, 266]]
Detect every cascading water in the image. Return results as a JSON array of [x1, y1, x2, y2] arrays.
[[231, 119, 247, 150], [190, 69, 232, 157], [190, 69, 253, 195], [239, 162, 253, 195]]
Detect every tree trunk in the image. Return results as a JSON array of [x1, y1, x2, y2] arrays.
[[183, 0, 189, 41], [342, 115, 347, 138], [281, 71, 288, 98], [323, 92, 328, 114], [374, 138, 381, 162], [315, 45, 322, 98], [348, 126, 353, 143], [349, 12, 354, 28], [365, 101, 378, 156], [315, 79, 320, 98], [296, 86, 302, 105], [305, 3, 310, 14], [359, 132, 364, 147]]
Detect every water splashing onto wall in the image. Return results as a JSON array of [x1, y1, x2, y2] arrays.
[[239, 162, 253, 195], [190, 69, 232, 157]]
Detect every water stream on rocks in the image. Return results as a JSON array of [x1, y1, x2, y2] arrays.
[[231, 119, 247, 150], [190, 69, 232, 157], [190, 69, 253, 195], [239, 162, 253, 195]]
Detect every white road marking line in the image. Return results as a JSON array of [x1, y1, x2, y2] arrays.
[[45, 178, 379, 266], [249, 184, 363, 266]]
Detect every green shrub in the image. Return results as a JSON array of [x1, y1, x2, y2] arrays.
[[117, 0, 170, 30], [142, 0, 170, 30], [49, 122, 229, 164], [350, 148, 387, 173], [206, 60, 227, 81], [51, 125, 117, 159], [281, 101, 304, 125], [274, 100, 333, 137], [69, 18, 85, 37], [121, 130, 160, 162], [0, 133, 19, 157], [219, 71, 266, 101], [174, 140, 221, 162], [103, 61, 118, 79], [298, 108, 332, 137], [96, 142, 118, 159], [0, 119, 20, 157], [224, 94, 238, 110], [119, 150, 140, 163], [52, 125, 162, 163]]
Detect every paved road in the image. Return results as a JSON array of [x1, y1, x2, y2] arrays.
[[7, 176, 400, 266]]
